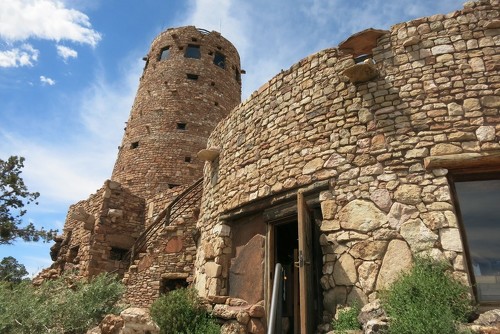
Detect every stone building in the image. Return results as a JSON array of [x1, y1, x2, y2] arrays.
[[39, 1, 499, 333]]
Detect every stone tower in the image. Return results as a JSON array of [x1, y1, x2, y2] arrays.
[[111, 26, 242, 198]]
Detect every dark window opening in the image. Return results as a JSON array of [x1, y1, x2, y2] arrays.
[[191, 37, 198, 42], [213, 52, 226, 69], [130, 141, 139, 149], [177, 122, 187, 130], [185, 156, 192, 163], [110, 247, 128, 261], [211, 81, 215, 86], [453, 174, 500, 304], [185, 44, 201, 59], [168, 183, 180, 189], [354, 53, 372, 64], [68, 245, 79, 263], [235, 68, 241, 82], [186, 73, 199, 80], [214, 101, 219, 106], [159, 278, 188, 295], [159, 47, 170, 60]]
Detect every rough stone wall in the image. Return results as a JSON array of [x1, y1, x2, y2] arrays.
[[111, 26, 242, 199], [195, 0, 499, 331], [122, 187, 200, 308], [39, 180, 145, 280]]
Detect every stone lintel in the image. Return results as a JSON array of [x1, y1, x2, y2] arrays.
[[160, 272, 189, 280]]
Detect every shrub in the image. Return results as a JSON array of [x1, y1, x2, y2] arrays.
[[332, 303, 362, 333], [150, 288, 220, 334], [382, 257, 473, 334], [0, 273, 125, 334]]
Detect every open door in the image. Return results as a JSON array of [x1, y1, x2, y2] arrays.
[[297, 190, 314, 334]]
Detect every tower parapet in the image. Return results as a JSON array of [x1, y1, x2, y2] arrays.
[[112, 26, 242, 198]]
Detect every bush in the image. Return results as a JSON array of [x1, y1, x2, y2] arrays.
[[382, 257, 473, 334], [332, 303, 362, 333], [0, 273, 125, 334], [150, 288, 220, 334]]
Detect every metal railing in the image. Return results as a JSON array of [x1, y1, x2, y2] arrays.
[[268, 263, 285, 334], [124, 178, 203, 265]]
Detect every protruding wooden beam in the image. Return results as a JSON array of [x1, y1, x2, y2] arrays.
[[424, 151, 500, 171]]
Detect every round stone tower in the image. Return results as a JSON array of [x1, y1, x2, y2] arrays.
[[111, 26, 242, 198]]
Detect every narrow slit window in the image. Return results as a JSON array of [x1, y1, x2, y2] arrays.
[[185, 156, 192, 163], [159, 47, 170, 60], [130, 141, 139, 149], [185, 44, 201, 59], [177, 122, 187, 130], [186, 73, 199, 80], [168, 183, 180, 189], [213, 52, 226, 69]]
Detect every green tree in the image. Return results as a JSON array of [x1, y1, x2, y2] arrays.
[[0, 256, 28, 283], [0, 156, 56, 244]]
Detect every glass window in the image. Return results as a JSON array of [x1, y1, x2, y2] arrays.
[[159, 47, 170, 60], [455, 177, 500, 303], [214, 52, 226, 68], [185, 44, 201, 59]]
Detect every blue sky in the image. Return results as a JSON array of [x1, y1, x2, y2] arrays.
[[0, 0, 463, 276]]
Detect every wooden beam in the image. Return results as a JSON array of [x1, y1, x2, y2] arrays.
[[424, 151, 500, 171]]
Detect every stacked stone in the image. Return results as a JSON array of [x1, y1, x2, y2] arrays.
[[111, 26, 242, 200], [122, 196, 199, 308], [195, 0, 499, 331]]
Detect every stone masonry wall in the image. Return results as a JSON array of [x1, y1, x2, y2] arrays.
[[111, 26, 242, 200], [195, 1, 499, 332], [122, 185, 200, 308], [39, 180, 146, 280]]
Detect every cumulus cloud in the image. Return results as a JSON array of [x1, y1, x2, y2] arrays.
[[40, 75, 56, 85], [0, 44, 39, 67], [56, 44, 78, 61], [0, 0, 101, 46]]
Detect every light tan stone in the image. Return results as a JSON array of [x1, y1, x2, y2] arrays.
[[440, 228, 463, 252], [376, 240, 413, 290], [350, 240, 387, 260], [394, 184, 421, 205], [400, 218, 438, 252], [333, 253, 357, 285], [339, 200, 387, 232]]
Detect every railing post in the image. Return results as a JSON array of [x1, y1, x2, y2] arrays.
[[268, 263, 284, 334]]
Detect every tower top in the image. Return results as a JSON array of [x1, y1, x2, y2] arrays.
[[111, 26, 242, 199]]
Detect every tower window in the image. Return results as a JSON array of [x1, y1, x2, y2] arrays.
[[168, 184, 180, 189], [130, 142, 139, 149], [159, 47, 170, 60], [213, 52, 226, 69], [185, 44, 201, 59], [235, 68, 241, 82], [186, 73, 199, 80], [185, 156, 192, 163], [177, 122, 187, 130]]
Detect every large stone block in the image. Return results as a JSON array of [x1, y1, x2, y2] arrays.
[[376, 240, 413, 290], [339, 200, 387, 232], [400, 218, 438, 252]]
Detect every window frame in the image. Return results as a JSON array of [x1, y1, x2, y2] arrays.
[[184, 44, 201, 59], [159, 46, 170, 61], [448, 171, 500, 306]]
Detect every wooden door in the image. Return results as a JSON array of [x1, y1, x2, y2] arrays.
[[297, 190, 314, 334]]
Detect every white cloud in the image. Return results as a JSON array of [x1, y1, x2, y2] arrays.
[[56, 44, 77, 61], [0, 56, 141, 206], [40, 75, 56, 85], [0, 44, 39, 67], [0, 0, 101, 46]]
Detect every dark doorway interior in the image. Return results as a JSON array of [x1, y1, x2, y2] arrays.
[[275, 221, 299, 334]]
